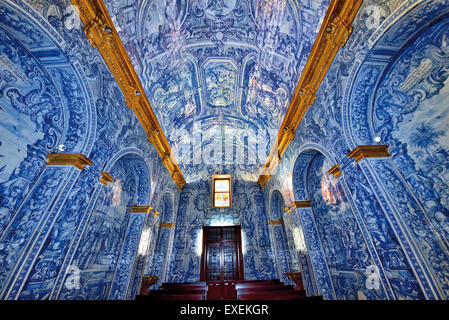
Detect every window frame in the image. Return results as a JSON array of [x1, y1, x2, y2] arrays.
[[212, 174, 232, 208]]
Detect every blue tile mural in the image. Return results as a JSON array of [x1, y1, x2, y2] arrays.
[[103, 0, 331, 182], [264, 0, 449, 300], [306, 153, 386, 300], [147, 192, 176, 288], [269, 190, 294, 284], [0, 0, 179, 300], [1, 0, 449, 301], [57, 157, 137, 300], [167, 178, 277, 282]]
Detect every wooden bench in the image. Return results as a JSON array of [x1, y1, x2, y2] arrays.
[[235, 283, 292, 290], [145, 293, 205, 300], [238, 290, 307, 300], [145, 281, 208, 300], [236, 286, 295, 295]]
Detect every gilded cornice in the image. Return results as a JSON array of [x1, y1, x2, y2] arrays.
[[257, 0, 363, 189], [291, 201, 312, 208], [269, 220, 283, 225], [46, 153, 93, 170], [160, 222, 175, 229], [99, 171, 114, 185], [347, 145, 390, 162], [71, 0, 185, 190], [328, 164, 341, 178], [131, 205, 153, 214]]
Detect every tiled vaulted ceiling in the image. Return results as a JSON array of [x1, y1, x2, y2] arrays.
[[103, 0, 330, 183]]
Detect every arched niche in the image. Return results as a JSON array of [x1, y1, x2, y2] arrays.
[[56, 152, 150, 300], [292, 148, 386, 300], [159, 192, 174, 223], [344, 0, 449, 297], [270, 190, 286, 221], [151, 192, 175, 286], [0, 1, 95, 235], [345, 1, 449, 150], [102, 148, 152, 205], [269, 190, 293, 282], [0, 1, 97, 299]]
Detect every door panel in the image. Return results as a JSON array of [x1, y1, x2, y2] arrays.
[[223, 242, 237, 281], [206, 242, 221, 281], [201, 226, 243, 299]]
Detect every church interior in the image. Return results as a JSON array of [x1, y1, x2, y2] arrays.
[[0, 0, 448, 301]]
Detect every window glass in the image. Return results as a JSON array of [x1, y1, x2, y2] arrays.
[[213, 177, 231, 207]]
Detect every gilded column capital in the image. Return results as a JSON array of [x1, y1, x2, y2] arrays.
[[269, 220, 283, 226], [347, 145, 389, 162], [99, 171, 114, 185], [46, 153, 93, 170], [153, 210, 160, 219], [160, 222, 175, 229], [291, 201, 312, 208], [131, 205, 153, 214], [257, 174, 271, 190], [328, 164, 341, 178]]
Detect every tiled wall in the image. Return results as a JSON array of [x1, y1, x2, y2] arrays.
[[1, 0, 449, 301], [0, 0, 179, 300], [166, 178, 277, 283], [264, 0, 449, 300]]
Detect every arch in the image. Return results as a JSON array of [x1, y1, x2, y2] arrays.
[[343, 0, 449, 298], [291, 148, 389, 299], [292, 143, 338, 201], [343, 0, 449, 148], [0, 0, 96, 154], [56, 152, 143, 300], [155, 191, 175, 223], [0, 0, 96, 235], [0, 0, 98, 299], [103, 147, 152, 206]]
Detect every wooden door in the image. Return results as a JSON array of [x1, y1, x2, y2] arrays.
[[200, 226, 243, 299]]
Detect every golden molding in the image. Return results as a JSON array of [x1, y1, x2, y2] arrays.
[[131, 205, 153, 214], [160, 222, 175, 229], [347, 145, 389, 162], [328, 164, 341, 178], [46, 153, 93, 170], [269, 220, 283, 225], [99, 171, 114, 185], [257, 0, 363, 189], [71, 0, 185, 190], [153, 210, 160, 219], [291, 201, 312, 208]]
